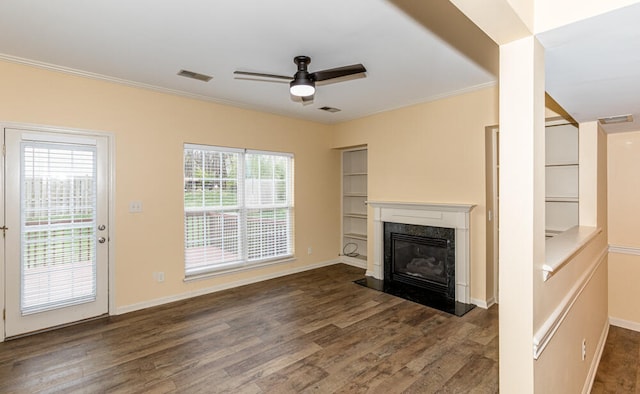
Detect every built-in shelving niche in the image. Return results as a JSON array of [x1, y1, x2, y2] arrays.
[[341, 148, 368, 265], [545, 121, 579, 237]]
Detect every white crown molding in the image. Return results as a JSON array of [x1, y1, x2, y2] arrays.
[[0, 53, 497, 126], [0, 53, 245, 108], [359, 80, 497, 121]]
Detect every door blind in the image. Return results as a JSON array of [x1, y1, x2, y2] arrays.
[[20, 142, 98, 315]]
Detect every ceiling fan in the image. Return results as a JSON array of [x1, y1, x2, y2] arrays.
[[234, 56, 367, 101]]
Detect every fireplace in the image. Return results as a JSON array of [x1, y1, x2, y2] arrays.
[[384, 222, 455, 301], [354, 201, 475, 316]]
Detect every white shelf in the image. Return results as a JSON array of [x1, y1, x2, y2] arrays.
[[546, 163, 578, 167], [344, 232, 367, 241], [546, 123, 578, 165], [344, 213, 367, 219], [545, 197, 579, 203]]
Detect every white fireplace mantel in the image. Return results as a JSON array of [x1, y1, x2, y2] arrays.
[[367, 200, 475, 304]]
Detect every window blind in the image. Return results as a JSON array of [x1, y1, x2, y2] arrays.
[[21, 142, 97, 315], [183, 145, 294, 276]]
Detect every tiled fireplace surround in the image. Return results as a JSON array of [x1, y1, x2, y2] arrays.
[[367, 201, 475, 305]]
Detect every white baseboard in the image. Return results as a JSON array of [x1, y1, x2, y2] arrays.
[[583, 319, 610, 394], [115, 259, 340, 315], [471, 297, 496, 309], [609, 316, 640, 332], [365, 269, 376, 277], [340, 255, 367, 269]]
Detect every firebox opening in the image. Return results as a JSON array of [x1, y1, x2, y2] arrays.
[[391, 234, 448, 286]]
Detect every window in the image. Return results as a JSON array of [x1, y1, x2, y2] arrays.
[[183, 144, 294, 277]]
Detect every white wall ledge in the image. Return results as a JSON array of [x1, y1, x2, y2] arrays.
[[366, 200, 474, 213], [543, 225, 602, 281]]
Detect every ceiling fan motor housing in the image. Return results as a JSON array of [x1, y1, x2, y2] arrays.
[[290, 56, 315, 96]]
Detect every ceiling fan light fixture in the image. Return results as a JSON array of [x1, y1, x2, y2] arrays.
[[290, 79, 315, 97]]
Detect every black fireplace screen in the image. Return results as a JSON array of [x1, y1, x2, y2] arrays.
[[384, 222, 456, 300], [392, 234, 448, 285]]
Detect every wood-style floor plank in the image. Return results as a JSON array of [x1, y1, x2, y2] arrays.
[[592, 325, 640, 393], [0, 264, 499, 393]]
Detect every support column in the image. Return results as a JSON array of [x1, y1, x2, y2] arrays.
[[499, 35, 546, 393]]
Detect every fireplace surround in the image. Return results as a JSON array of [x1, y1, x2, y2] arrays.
[[359, 201, 475, 315]]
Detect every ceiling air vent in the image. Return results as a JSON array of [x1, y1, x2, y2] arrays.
[[177, 69, 213, 82], [319, 106, 341, 113], [598, 114, 633, 125]]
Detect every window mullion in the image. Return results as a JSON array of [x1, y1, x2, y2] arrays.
[[238, 152, 247, 265]]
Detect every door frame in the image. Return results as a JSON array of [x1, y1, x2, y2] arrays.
[[485, 125, 499, 305], [1, 122, 116, 342]]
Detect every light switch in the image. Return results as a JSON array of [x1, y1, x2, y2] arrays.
[[129, 200, 143, 213]]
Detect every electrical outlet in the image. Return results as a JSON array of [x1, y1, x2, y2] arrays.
[[581, 339, 587, 361], [307, 247, 313, 255], [153, 272, 165, 283], [129, 200, 143, 213]]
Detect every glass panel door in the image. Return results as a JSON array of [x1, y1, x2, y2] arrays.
[[4, 128, 109, 337]]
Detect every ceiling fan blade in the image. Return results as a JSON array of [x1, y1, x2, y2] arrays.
[[233, 71, 292, 81], [311, 64, 367, 82], [301, 94, 314, 103]]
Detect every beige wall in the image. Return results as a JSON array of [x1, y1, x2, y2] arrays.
[[333, 86, 499, 304], [608, 130, 640, 325], [0, 60, 339, 309], [0, 59, 500, 312]]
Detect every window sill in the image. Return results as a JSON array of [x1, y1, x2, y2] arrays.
[[543, 225, 601, 281], [183, 256, 296, 282]]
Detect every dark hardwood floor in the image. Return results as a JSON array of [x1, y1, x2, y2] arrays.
[[593, 325, 640, 393], [0, 264, 498, 393]]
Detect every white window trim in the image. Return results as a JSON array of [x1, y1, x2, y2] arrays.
[[183, 144, 295, 279]]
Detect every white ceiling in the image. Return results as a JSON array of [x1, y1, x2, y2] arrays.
[[1, 1, 638, 129], [538, 2, 640, 132], [0, 0, 495, 124]]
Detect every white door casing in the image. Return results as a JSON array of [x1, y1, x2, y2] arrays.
[[4, 127, 110, 338]]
